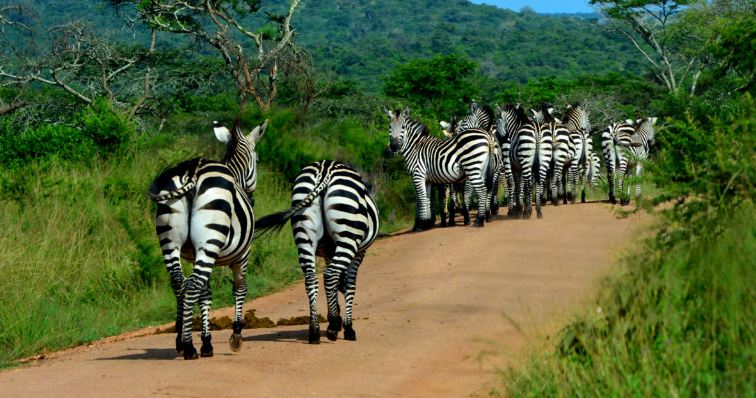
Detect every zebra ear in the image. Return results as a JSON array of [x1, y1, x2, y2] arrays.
[[625, 119, 635, 125], [470, 101, 479, 112], [650, 117, 658, 125], [495, 104, 502, 115], [401, 107, 410, 118], [383, 107, 395, 119], [248, 119, 269, 143], [213, 122, 232, 143]]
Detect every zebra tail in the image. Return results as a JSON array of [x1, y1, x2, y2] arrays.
[[255, 168, 333, 238], [148, 179, 197, 202]]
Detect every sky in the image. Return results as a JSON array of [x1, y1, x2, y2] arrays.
[[469, 0, 595, 14]]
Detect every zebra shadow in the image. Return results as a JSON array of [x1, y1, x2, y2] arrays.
[[243, 328, 314, 344], [97, 347, 182, 361]]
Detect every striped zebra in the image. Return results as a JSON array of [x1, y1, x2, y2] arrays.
[[494, 103, 524, 217], [148, 119, 268, 359], [385, 107, 494, 229], [255, 160, 379, 344], [561, 104, 594, 203], [497, 104, 553, 218], [532, 105, 576, 206], [440, 102, 503, 223], [601, 116, 657, 205]]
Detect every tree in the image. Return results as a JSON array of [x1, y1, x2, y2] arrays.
[[590, 0, 704, 95], [0, 6, 157, 116], [111, 0, 301, 111], [384, 54, 479, 118]]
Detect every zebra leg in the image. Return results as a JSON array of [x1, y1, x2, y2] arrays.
[[635, 164, 643, 199], [411, 176, 433, 231], [198, 284, 213, 357], [180, 256, 215, 360], [506, 169, 516, 217], [342, 251, 365, 341], [438, 184, 448, 227], [162, 248, 186, 354], [464, 181, 473, 225], [429, 184, 437, 227], [607, 167, 616, 204], [228, 258, 248, 352], [522, 169, 533, 219], [323, 265, 344, 341], [445, 184, 456, 226], [619, 161, 629, 206], [325, 235, 358, 341], [292, 205, 324, 344], [551, 166, 561, 206]]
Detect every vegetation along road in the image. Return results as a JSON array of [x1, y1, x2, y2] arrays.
[[0, 204, 644, 397]]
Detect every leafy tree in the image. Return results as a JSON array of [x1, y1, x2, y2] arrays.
[[590, 0, 704, 94], [383, 54, 478, 118]]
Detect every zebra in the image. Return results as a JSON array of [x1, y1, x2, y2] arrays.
[[496, 103, 553, 218], [601, 116, 657, 205], [385, 107, 494, 229], [440, 102, 503, 223], [148, 119, 268, 359], [255, 160, 379, 344], [494, 103, 525, 217], [532, 104, 577, 206], [561, 104, 595, 203]]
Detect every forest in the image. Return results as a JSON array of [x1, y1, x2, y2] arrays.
[[0, 0, 753, 395]]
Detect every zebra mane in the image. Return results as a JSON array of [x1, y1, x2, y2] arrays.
[[539, 103, 558, 123], [221, 120, 247, 165], [504, 103, 530, 125], [404, 117, 430, 137]]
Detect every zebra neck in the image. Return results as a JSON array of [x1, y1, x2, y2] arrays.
[[224, 145, 252, 187]]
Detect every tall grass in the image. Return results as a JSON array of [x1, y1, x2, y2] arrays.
[[498, 93, 756, 397], [0, 133, 302, 367]]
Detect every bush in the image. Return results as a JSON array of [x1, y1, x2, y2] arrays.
[[0, 124, 97, 166], [79, 99, 137, 153]]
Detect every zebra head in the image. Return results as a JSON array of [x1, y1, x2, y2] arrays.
[[456, 101, 494, 133], [495, 103, 526, 140], [384, 107, 413, 154], [215, 119, 269, 198], [564, 104, 591, 135], [635, 116, 658, 147]]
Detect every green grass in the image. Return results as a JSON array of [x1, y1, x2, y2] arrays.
[[0, 116, 417, 368], [496, 204, 755, 397], [0, 134, 294, 367]]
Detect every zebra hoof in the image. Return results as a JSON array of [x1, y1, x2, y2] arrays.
[[537, 212, 543, 219], [326, 315, 342, 341], [343, 323, 356, 341], [182, 343, 198, 360], [309, 326, 321, 344], [229, 333, 243, 352], [474, 215, 485, 227], [200, 334, 213, 357], [175, 336, 183, 354]]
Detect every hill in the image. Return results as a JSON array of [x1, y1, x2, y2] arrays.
[[9, 0, 642, 92]]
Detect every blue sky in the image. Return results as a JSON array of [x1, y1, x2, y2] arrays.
[[469, 0, 595, 14]]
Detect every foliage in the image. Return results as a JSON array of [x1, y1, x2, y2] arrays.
[[500, 79, 755, 398], [384, 54, 479, 119]]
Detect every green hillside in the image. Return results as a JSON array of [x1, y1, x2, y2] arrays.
[[11, 0, 642, 91]]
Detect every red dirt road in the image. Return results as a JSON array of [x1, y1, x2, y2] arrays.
[[0, 204, 644, 397]]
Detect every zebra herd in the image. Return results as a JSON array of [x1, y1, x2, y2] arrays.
[[393, 101, 657, 226], [147, 103, 656, 359]]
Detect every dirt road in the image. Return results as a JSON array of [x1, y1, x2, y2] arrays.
[[0, 203, 644, 397]]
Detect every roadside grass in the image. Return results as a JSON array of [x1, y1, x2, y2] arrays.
[[0, 118, 414, 368], [496, 204, 755, 397]]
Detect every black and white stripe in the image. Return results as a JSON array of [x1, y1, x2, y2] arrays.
[[532, 105, 577, 206], [385, 107, 494, 229], [255, 160, 379, 344], [601, 116, 657, 204], [561, 104, 595, 203], [148, 119, 268, 359]]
